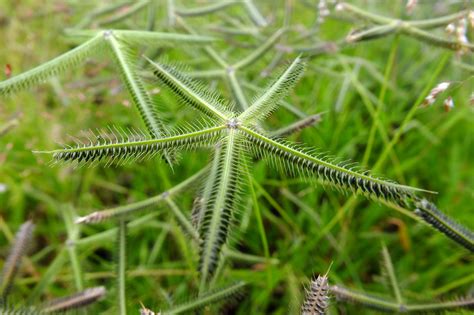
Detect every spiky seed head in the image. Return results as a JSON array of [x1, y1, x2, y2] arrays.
[[301, 274, 329, 315]]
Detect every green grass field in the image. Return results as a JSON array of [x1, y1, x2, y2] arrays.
[[0, 1, 473, 314]]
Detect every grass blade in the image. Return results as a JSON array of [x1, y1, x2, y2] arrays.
[[233, 28, 284, 70], [117, 219, 127, 315]]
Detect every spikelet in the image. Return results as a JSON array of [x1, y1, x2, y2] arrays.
[[443, 96, 454, 112], [317, 0, 330, 24], [421, 82, 450, 107]]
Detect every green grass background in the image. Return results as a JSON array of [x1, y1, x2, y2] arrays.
[[0, 0, 473, 313]]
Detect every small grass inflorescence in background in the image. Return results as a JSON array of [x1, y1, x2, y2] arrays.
[[0, 0, 473, 314]]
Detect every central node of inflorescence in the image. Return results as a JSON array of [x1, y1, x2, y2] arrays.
[[103, 30, 114, 39], [226, 118, 240, 129]]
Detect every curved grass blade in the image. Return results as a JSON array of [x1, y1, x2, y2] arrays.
[[0, 221, 34, 301], [240, 126, 429, 203], [414, 199, 474, 252], [41, 286, 106, 313], [34, 125, 225, 167], [239, 56, 305, 124], [0, 34, 103, 95]]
